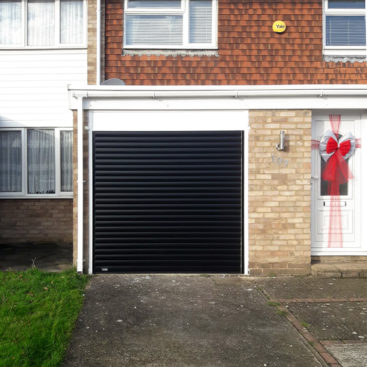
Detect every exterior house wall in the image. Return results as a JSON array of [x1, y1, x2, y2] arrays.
[[0, 47, 87, 247], [0, 199, 73, 244], [104, 0, 367, 85]]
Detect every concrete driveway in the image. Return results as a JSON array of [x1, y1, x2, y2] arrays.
[[63, 275, 324, 367]]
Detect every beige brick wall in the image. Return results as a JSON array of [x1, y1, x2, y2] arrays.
[[248, 110, 312, 276], [88, 0, 97, 84], [0, 199, 72, 244]]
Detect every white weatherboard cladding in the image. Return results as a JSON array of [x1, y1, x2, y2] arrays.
[[0, 49, 87, 128]]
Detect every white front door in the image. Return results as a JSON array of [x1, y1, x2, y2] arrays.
[[311, 113, 366, 255]]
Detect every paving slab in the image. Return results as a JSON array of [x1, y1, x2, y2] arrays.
[[324, 343, 367, 367], [287, 302, 367, 341], [63, 275, 323, 367], [257, 276, 367, 366], [255, 277, 367, 300]]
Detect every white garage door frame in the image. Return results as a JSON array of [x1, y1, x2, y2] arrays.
[[88, 109, 250, 275]]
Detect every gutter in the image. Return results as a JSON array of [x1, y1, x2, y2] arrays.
[[69, 84, 367, 100]]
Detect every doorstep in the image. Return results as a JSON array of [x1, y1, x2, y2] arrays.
[[311, 261, 367, 278]]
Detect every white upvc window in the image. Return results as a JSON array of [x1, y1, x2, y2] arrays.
[[0, 0, 86, 48], [324, 0, 367, 56], [0, 128, 73, 198], [123, 0, 217, 49]]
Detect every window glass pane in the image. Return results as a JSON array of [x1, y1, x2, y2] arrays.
[[28, 129, 55, 194], [128, 0, 181, 8], [126, 15, 183, 45], [0, 131, 22, 192], [0, 0, 22, 45], [328, 0, 365, 9], [189, 0, 212, 43], [326, 16, 366, 46], [60, 131, 72, 192], [61, 0, 84, 44], [27, 0, 55, 46]]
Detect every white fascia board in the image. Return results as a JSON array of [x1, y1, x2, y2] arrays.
[[91, 110, 249, 131], [68, 84, 367, 111]]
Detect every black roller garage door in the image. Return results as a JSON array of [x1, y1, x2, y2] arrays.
[[93, 131, 243, 273]]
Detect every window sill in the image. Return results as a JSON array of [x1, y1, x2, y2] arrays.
[[324, 55, 367, 63], [324, 47, 366, 55], [0, 195, 73, 199], [323, 48, 367, 62], [123, 49, 219, 57], [0, 46, 87, 51]]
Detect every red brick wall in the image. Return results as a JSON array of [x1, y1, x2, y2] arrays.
[[0, 200, 73, 244], [105, 0, 367, 85]]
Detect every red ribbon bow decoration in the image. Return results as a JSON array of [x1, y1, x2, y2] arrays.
[[318, 115, 356, 248], [319, 130, 355, 185]]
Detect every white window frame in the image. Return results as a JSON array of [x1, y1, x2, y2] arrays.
[[123, 0, 218, 49], [0, 127, 73, 198], [323, 0, 367, 56], [0, 0, 87, 49]]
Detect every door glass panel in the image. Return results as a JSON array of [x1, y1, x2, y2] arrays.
[[320, 158, 348, 196]]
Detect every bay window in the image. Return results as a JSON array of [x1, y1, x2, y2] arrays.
[[324, 0, 367, 56], [0, 128, 73, 197], [0, 0, 85, 47], [124, 0, 217, 49]]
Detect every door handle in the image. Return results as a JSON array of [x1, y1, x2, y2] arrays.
[[311, 175, 319, 180]]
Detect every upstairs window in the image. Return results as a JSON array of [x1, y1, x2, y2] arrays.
[[324, 0, 367, 56], [124, 0, 217, 49], [0, 0, 85, 47]]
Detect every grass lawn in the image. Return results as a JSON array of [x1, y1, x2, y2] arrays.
[[0, 268, 89, 367]]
